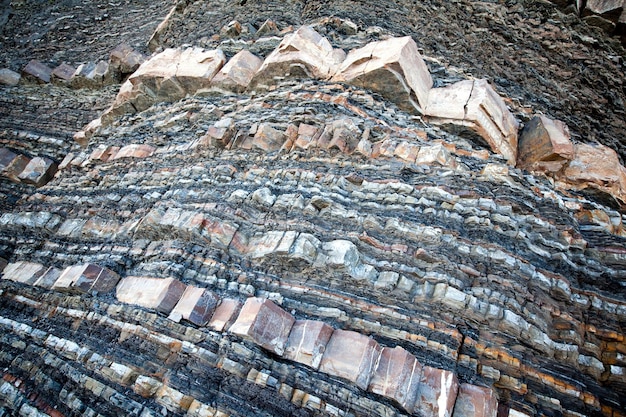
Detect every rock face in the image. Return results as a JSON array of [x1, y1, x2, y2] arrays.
[[2, 2, 626, 417]]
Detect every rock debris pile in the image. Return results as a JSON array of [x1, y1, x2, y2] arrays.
[[1, 1, 626, 417]]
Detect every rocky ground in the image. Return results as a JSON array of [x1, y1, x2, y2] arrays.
[[1, 1, 626, 417]]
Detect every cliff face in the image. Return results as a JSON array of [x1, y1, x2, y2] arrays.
[[1, 1, 626, 417]]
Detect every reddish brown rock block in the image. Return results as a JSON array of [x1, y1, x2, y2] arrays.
[[425, 79, 519, 165], [319, 329, 382, 390], [0, 148, 30, 182], [33, 266, 62, 289], [248, 124, 287, 152], [368, 346, 422, 413], [116, 276, 186, 313], [110, 43, 146, 74], [333, 36, 432, 114], [51, 63, 76, 84], [212, 50, 262, 92], [517, 115, 574, 171], [199, 118, 235, 148], [415, 366, 459, 417], [112, 144, 156, 159], [90, 145, 120, 162], [22, 60, 52, 83], [169, 286, 219, 326], [17, 157, 58, 187], [208, 298, 242, 332], [230, 297, 295, 355], [294, 123, 321, 149], [2, 261, 47, 285], [451, 384, 498, 417], [252, 26, 346, 87], [284, 320, 334, 369], [53, 263, 120, 294]]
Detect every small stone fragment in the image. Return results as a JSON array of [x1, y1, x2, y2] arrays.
[[116, 276, 186, 313], [284, 320, 334, 369], [169, 286, 219, 326], [230, 297, 295, 355]]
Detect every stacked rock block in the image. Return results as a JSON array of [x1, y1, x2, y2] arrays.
[[0, 148, 58, 187]]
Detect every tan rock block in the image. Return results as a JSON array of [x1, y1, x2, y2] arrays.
[[250, 124, 287, 152], [116, 276, 186, 314], [212, 50, 262, 92], [319, 329, 382, 390], [0, 148, 30, 182], [169, 286, 219, 326], [51, 63, 76, 84], [110, 43, 145, 74], [517, 115, 573, 169], [155, 385, 194, 412], [394, 142, 420, 163], [112, 144, 156, 159], [133, 375, 162, 398], [333, 36, 432, 114], [294, 123, 321, 149], [415, 143, 454, 166], [175, 47, 226, 93], [368, 346, 422, 413], [230, 297, 295, 355], [89, 145, 119, 162], [252, 26, 346, 87], [284, 320, 334, 369], [53, 263, 120, 294], [451, 384, 498, 417], [17, 157, 58, 187], [22, 60, 52, 83], [208, 298, 242, 332], [32, 266, 61, 289], [425, 80, 519, 165], [0, 68, 20, 86], [247, 231, 296, 258], [1, 261, 47, 285], [415, 366, 459, 417], [199, 118, 235, 148], [201, 216, 239, 249]]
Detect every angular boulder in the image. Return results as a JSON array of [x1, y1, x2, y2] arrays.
[[211, 50, 262, 93], [368, 346, 422, 413], [333, 36, 432, 114], [208, 298, 242, 332], [230, 297, 295, 355], [424, 79, 519, 165], [72, 61, 113, 88], [51, 63, 76, 84], [0, 68, 20, 86], [168, 286, 219, 326], [319, 329, 382, 390], [110, 43, 146, 75], [415, 366, 459, 417], [284, 320, 334, 369], [0, 148, 29, 182], [22, 60, 52, 83], [251, 26, 346, 87], [17, 157, 58, 187], [199, 118, 236, 148], [517, 115, 574, 171], [53, 263, 120, 294], [451, 384, 498, 417], [116, 276, 186, 313]]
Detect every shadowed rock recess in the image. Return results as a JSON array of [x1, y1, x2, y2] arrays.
[[1, 1, 626, 417]]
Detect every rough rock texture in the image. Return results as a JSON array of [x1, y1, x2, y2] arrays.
[[1, 1, 626, 417]]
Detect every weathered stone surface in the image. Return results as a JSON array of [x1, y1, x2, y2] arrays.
[[415, 366, 459, 417], [116, 276, 186, 313], [517, 115, 574, 170], [50, 63, 76, 84], [112, 144, 156, 159], [230, 297, 295, 355], [284, 320, 334, 369], [247, 123, 287, 152], [72, 60, 113, 88], [211, 50, 262, 93], [208, 298, 242, 332], [451, 384, 498, 417], [32, 266, 62, 289], [584, 0, 624, 20], [333, 36, 432, 113], [199, 118, 235, 148], [0, 148, 29, 182], [110, 43, 146, 74], [22, 60, 52, 83], [90, 145, 119, 162], [0, 68, 21, 86], [1, 261, 47, 285], [368, 346, 422, 413], [17, 157, 58, 187], [251, 26, 346, 87], [169, 286, 219, 326], [319, 330, 382, 390], [425, 79, 519, 164], [52, 263, 120, 294]]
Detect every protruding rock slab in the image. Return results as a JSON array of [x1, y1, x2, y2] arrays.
[[425, 79, 519, 165], [319, 329, 382, 390], [230, 297, 295, 355], [208, 298, 242, 332], [22, 60, 52, 83], [17, 157, 58, 187], [333, 36, 432, 114], [0, 68, 20, 86], [251, 26, 346, 87], [284, 320, 334, 369], [2, 261, 47, 285], [451, 384, 498, 417], [110, 43, 146, 75], [0, 148, 29, 182], [561, 142, 626, 204], [212, 50, 262, 92], [116, 276, 186, 313], [415, 366, 459, 417], [112, 144, 156, 159], [51, 63, 76, 84], [169, 286, 219, 326], [53, 263, 120, 294], [517, 115, 574, 170], [369, 346, 422, 413]]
